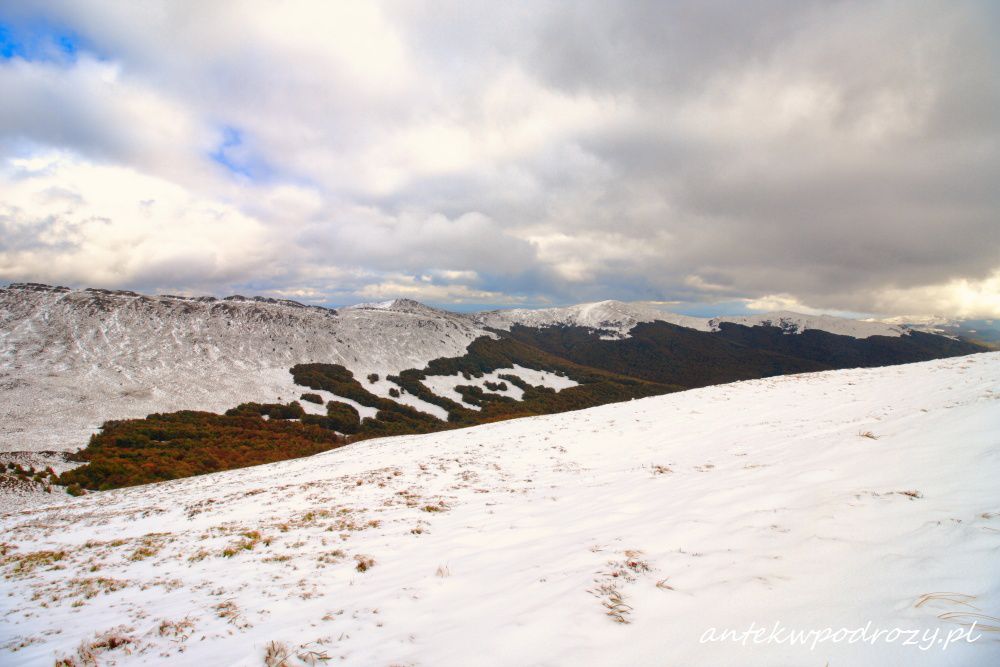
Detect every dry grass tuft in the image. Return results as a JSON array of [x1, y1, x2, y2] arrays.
[[125, 532, 172, 562], [858, 431, 880, 440], [915, 592, 978, 609], [421, 501, 449, 513], [355, 555, 376, 572], [590, 583, 632, 624], [316, 550, 346, 565], [214, 600, 250, 629], [263, 639, 332, 666], [221, 530, 270, 557], [914, 592, 1000, 632], [2, 549, 66, 578], [295, 642, 332, 665], [128, 546, 157, 561], [158, 616, 196, 641], [937, 612, 1000, 632], [264, 640, 294, 667], [68, 577, 130, 600], [54, 626, 137, 666], [589, 548, 655, 623]]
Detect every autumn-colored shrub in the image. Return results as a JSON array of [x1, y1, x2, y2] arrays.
[[63, 340, 672, 491], [225, 401, 305, 420], [324, 401, 361, 434], [58, 411, 345, 490]]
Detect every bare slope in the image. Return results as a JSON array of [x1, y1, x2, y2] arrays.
[[1, 353, 997, 666]]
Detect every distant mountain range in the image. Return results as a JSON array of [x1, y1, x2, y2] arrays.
[[0, 282, 987, 496]]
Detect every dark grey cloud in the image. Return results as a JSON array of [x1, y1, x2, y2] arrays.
[[0, 1, 997, 316]]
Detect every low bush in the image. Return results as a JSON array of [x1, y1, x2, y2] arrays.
[[58, 411, 345, 490]]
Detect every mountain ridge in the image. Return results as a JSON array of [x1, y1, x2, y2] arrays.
[[1, 283, 917, 339], [0, 283, 986, 489]]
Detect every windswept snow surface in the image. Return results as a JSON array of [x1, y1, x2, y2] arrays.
[[1, 354, 997, 666]]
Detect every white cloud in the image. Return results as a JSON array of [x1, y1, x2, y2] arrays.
[[743, 294, 834, 317], [0, 152, 275, 290], [0, 55, 219, 190], [355, 274, 527, 305], [869, 271, 1000, 320], [0, 1, 996, 317]]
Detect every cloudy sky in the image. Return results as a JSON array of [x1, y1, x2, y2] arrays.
[[0, 1, 998, 317]]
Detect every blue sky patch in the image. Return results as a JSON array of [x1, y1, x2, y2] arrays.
[[0, 21, 87, 63], [209, 125, 283, 182]]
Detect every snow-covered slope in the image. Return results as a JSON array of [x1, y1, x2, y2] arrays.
[[1, 354, 997, 666], [0, 284, 491, 453], [476, 300, 712, 338], [710, 310, 906, 338], [0, 284, 944, 458], [476, 300, 906, 339]]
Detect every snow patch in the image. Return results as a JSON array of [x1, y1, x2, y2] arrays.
[[367, 379, 450, 421], [421, 365, 579, 409], [298, 390, 378, 421]]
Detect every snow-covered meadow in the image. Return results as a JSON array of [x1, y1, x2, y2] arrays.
[[1, 353, 997, 666]]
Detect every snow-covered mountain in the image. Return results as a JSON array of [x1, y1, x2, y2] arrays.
[[0, 284, 963, 458], [477, 300, 906, 339], [879, 315, 1000, 347], [0, 284, 491, 453], [475, 300, 713, 338], [710, 310, 906, 338], [1, 354, 997, 666]]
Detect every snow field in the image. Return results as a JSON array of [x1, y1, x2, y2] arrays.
[[1, 353, 997, 666]]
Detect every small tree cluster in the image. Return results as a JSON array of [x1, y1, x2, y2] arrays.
[[225, 401, 305, 419]]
